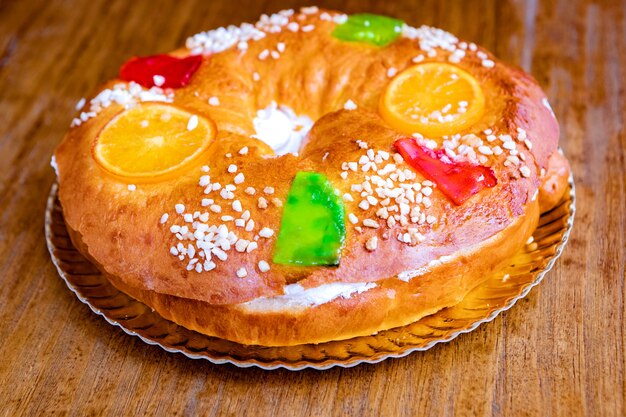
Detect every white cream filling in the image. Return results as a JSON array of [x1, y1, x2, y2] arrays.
[[241, 282, 376, 312], [50, 155, 59, 176], [531, 189, 539, 202], [252, 101, 313, 156], [397, 255, 454, 282], [542, 97, 555, 117]]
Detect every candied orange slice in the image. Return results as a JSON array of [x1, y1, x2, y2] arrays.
[[380, 63, 485, 137], [93, 104, 215, 181]]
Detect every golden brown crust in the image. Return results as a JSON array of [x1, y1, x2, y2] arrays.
[[68, 199, 537, 346], [55, 8, 568, 346], [539, 151, 571, 212]]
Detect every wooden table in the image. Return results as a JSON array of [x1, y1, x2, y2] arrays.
[[0, 0, 623, 415]]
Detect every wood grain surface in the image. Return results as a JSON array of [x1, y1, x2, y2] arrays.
[[0, 0, 624, 415]]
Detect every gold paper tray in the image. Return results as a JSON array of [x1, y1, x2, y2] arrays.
[[45, 177, 575, 370]]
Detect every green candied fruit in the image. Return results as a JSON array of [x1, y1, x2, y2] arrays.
[[332, 13, 404, 47], [273, 172, 346, 266]]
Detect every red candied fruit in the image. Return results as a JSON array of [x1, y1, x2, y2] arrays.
[[394, 138, 497, 205], [119, 54, 203, 89]]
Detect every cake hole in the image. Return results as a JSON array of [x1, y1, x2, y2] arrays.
[[252, 101, 313, 156]]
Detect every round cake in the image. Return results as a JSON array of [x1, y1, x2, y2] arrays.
[[53, 7, 570, 346]]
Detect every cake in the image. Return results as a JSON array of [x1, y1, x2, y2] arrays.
[[52, 7, 570, 346]]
